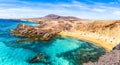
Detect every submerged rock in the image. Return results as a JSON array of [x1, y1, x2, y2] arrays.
[[58, 43, 106, 65], [28, 53, 51, 64], [28, 53, 44, 63]]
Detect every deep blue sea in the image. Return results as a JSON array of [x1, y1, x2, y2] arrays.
[[0, 19, 105, 65]]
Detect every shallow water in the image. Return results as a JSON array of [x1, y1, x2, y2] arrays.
[[0, 19, 105, 65]]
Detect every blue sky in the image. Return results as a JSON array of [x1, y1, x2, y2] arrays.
[[0, 0, 120, 19]]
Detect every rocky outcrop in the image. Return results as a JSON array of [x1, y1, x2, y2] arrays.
[[113, 44, 120, 50], [12, 15, 120, 46], [83, 50, 120, 65], [11, 23, 61, 41], [11, 14, 120, 65], [12, 15, 120, 45], [11, 14, 77, 41]]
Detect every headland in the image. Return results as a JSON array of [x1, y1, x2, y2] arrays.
[[12, 14, 120, 52]]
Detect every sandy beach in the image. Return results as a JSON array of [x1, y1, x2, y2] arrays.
[[59, 31, 117, 52]]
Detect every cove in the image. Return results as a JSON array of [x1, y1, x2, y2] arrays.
[[0, 19, 105, 65]]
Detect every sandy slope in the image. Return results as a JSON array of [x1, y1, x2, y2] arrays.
[[59, 31, 117, 52]]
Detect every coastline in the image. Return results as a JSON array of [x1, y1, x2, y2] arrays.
[[59, 31, 117, 52]]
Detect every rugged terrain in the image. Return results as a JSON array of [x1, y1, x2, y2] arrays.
[[11, 14, 120, 65], [83, 44, 120, 65], [12, 14, 120, 51]]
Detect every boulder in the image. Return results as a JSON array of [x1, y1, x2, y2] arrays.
[[113, 44, 120, 50]]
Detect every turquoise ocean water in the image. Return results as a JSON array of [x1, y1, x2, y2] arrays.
[[0, 19, 105, 65]]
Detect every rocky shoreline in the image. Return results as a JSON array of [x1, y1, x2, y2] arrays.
[[83, 44, 120, 65], [11, 14, 77, 41], [11, 14, 120, 65], [11, 23, 60, 41]]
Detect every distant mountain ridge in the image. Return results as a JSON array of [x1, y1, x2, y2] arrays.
[[18, 14, 82, 23], [43, 14, 81, 20]]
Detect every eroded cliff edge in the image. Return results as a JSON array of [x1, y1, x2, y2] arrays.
[[11, 14, 120, 52]]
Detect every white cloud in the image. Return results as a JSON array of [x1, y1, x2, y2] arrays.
[[0, 0, 120, 20], [93, 8, 106, 12], [113, 10, 120, 15]]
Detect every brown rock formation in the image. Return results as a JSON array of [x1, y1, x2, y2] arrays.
[[11, 23, 61, 41], [11, 14, 80, 41], [12, 14, 120, 47], [11, 14, 120, 65], [113, 44, 120, 50]]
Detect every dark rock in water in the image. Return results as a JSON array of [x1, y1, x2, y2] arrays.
[[58, 43, 106, 65], [28, 53, 44, 63], [113, 44, 120, 50], [28, 53, 51, 64]]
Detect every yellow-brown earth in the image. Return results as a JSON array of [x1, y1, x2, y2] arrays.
[[13, 14, 120, 52]]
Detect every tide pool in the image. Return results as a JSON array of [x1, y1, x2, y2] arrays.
[[0, 19, 105, 65]]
